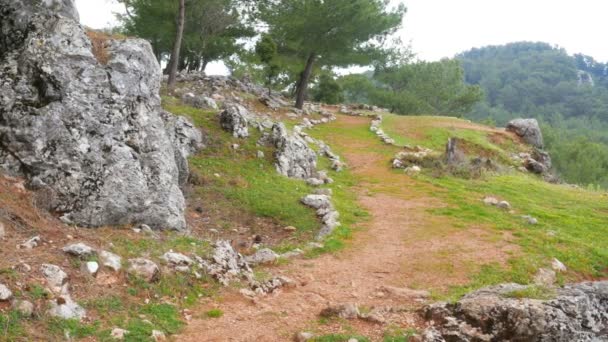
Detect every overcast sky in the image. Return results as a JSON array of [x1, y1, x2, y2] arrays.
[[75, 0, 608, 72]]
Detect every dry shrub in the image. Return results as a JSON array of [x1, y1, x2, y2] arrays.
[[85, 29, 126, 65]]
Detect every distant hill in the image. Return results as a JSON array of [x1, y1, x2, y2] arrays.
[[457, 42, 608, 188]]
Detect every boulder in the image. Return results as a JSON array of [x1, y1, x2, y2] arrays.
[[301, 195, 332, 210], [421, 281, 608, 341], [127, 258, 160, 282], [197, 240, 253, 286], [220, 103, 250, 138], [0, 0, 201, 230], [271, 123, 318, 179], [506, 118, 544, 148]]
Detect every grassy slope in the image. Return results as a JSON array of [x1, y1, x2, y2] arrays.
[[380, 114, 608, 298]]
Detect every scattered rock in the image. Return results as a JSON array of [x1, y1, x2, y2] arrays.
[[522, 215, 538, 225], [220, 103, 251, 138], [533, 268, 557, 286], [320, 303, 360, 319], [257, 150, 265, 159], [295, 331, 314, 342], [19, 236, 41, 249], [506, 118, 544, 148], [421, 281, 608, 341], [40, 264, 68, 292], [313, 188, 333, 196], [281, 249, 304, 259], [306, 178, 325, 186], [48, 295, 86, 320], [81, 261, 99, 276], [245, 248, 279, 265], [0, 283, 12, 301], [12, 299, 34, 317], [62, 243, 96, 258], [99, 250, 122, 272], [182, 93, 218, 110], [301, 195, 332, 210], [111, 328, 129, 340], [151, 330, 166, 341], [161, 251, 194, 267], [552, 258, 567, 273], [283, 226, 297, 232], [127, 258, 160, 282], [483, 196, 499, 206], [251, 276, 297, 295], [271, 123, 318, 179], [405, 165, 421, 175], [497, 201, 511, 209], [197, 240, 253, 286]]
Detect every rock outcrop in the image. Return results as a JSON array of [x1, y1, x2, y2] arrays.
[[421, 282, 608, 341], [506, 118, 544, 149], [220, 103, 251, 138], [271, 123, 318, 179], [0, 0, 201, 230]]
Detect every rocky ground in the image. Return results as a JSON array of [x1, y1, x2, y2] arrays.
[[0, 1, 607, 341]]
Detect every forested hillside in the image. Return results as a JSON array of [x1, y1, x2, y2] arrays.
[[458, 42, 608, 188]]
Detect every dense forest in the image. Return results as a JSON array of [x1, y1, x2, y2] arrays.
[[457, 42, 608, 188]]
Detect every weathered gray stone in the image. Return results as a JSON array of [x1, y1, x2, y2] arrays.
[[272, 123, 318, 179], [301, 194, 332, 210], [197, 240, 253, 286], [0, 1, 201, 230], [506, 118, 544, 148], [127, 258, 160, 282], [40, 264, 68, 292], [12, 299, 34, 316], [320, 303, 360, 319], [245, 248, 279, 265], [48, 295, 86, 320], [220, 103, 250, 138], [99, 250, 122, 272], [161, 251, 193, 267], [421, 282, 608, 341], [0, 283, 12, 301], [62, 243, 95, 258], [81, 261, 99, 276], [18, 236, 41, 249]]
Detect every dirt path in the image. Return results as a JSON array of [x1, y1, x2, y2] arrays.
[[178, 115, 514, 341]]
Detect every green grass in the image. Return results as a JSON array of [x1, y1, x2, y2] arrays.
[[0, 310, 26, 340], [206, 309, 224, 318], [504, 285, 556, 300], [47, 318, 99, 339]]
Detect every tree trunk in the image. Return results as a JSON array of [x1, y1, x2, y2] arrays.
[[295, 53, 316, 109], [167, 0, 186, 88], [201, 58, 208, 72]]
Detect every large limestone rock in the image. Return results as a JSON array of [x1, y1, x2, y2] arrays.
[[0, 0, 202, 230], [271, 123, 317, 179], [421, 281, 608, 341], [220, 103, 250, 138], [506, 118, 544, 148]]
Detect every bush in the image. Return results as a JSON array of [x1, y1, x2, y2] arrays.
[[313, 74, 344, 104]]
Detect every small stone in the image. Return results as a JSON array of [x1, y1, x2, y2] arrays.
[[0, 283, 13, 301], [497, 201, 511, 209], [140, 224, 160, 239], [533, 268, 556, 286], [257, 151, 265, 159], [40, 264, 68, 293], [320, 303, 360, 319], [62, 243, 96, 258], [483, 196, 499, 206], [231, 143, 240, 150], [551, 258, 567, 273], [281, 249, 304, 259], [48, 296, 86, 320], [111, 328, 129, 340], [405, 165, 421, 175], [306, 178, 325, 186], [522, 215, 538, 225], [151, 330, 166, 341], [99, 250, 122, 272], [283, 226, 297, 232], [161, 251, 194, 267], [12, 300, 34, 317], [127, 258, 160, 282], [0, 222, 5, 239], [19, 236, 41, 249], [245, 248, 279, 265], [295, 331, 314, 342], [82, 261, 99, 276], [240, 288, 257, 298], [348, 339, 359, 342]]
